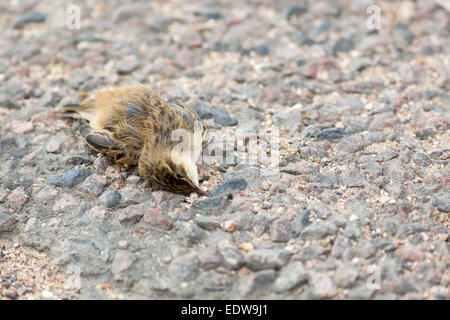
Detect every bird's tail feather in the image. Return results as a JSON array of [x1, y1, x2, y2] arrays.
[[56, 100, 96, 121]]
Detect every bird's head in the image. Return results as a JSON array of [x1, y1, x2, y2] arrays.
[[138, 146, 208, 197]]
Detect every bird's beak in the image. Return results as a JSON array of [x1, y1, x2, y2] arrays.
[[194, 185, 209, 197]]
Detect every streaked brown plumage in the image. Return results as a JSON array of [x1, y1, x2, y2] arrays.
[[58, 83, 208, 196]]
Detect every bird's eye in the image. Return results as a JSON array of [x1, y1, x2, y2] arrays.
[[176, 173, 183, 179]]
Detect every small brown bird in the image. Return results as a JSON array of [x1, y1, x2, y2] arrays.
[[59, 83, 208, 197]]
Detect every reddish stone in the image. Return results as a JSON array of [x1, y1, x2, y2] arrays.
[[302, 58, 330, 79], [23, 148, 40, 165], [8, 186, 29, 212], [118, 202, 150, 223], [31, 112, 57, 125], [46, 135, 67, 153], [395, 245, 423, 262], [143, 207, 173, 231], [11, 121, 34, 134], [34, 186, 59, 203], [79, 174, 108, 196], [270, 218, 294, 242], [53, 194, 79, 212]]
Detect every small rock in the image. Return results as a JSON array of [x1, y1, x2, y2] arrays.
[[393, 24, 414, 47], [284, 3, 308, 20], [47, 168, 92, 187], [273, 261, 309, 292], [316, 128, 349, 141], [217, 240, 244, 269], [270, 218, 295, 242], [432, 189, 450, 212], [143, 207, 173, 231], [111, 250, 137, 278], [210, 178, 247, 197], [412, 152, 431, 166], [349, 60, 369, 72], [34, 186, 59, 201], [79, 174, 108, 197], [245, 248, 290, 271], [334, 265, 359, 288], [168, 254, 200, 283], [337, 134, 365, 153], [46, 135, 67, 153], [12, 121, 34, 134], [309, 273, 337, 299], [332, 37, 354, 55], [272, 106, 303, 136], [53, 194, 79, 212], [301, 222, 337, 240], [117, 58, 141, 75], [8, 186, 29, 212], [238, 270, 276, 297], [0, 209, 16, 232], [173, 221, 205, 245], [99, 190, 121, 208], [12, 11, 46, 29], [190, 102, 237, 126], [197, 248, 222, 270]]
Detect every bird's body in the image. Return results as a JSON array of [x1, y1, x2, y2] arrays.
[[59, 84, 208, 196]]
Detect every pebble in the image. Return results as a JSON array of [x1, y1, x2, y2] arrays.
[[8, 186, 29, 212], [273, 261, 309, 292], [12, 11, 46, 29], [190, 102, 237, 127], [117, 58, 141, 75], [301, 222, 337, 240], [334, 265, 359, 288], [79, 174, 108, 197], [47, 169, 93, 188], [270, 218, 295, 242], [46, 135, 67, 153], [217, 240, 244, 269], [237, 270, 276, 297], [316, 128, 349, 141], [337, 134, 365, 153], [245, 248, 290, 271], [52, 194, 79, 212], [309, 273, 338, 299], [168, 254, 200, 283], [143, 207, 173, 231], [0, 209, 16, 232], [432, 190, 450, 212], [111, 250, 138, 278], [99, 190, 121, 208], [210, 178, 247, 197]]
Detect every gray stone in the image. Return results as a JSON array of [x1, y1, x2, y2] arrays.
[[301, 222, 337, 240], [432, 190, 450, 212], [245, 249, 290, 271], [191, 102, 237, 126], [210, 178, 247, 197], [273, 261, 309, 292], [393, 24, 414, 47], [194, 215, 220, 231], [47, 168, 92, 188], [217, 240, 244, 269], [309, 273, 337, 299], [100, 190, 121, 208], [168, 254, 200, 283], [117, 58, 141, 75], [238, 270, 276, 297], [316, 128, 349, 141], [334, 264, 359, 288], [111, 250, 137, 279], [12, 11, 46, 29]]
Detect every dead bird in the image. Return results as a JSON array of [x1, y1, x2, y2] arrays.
[[58, 83, 209, 197]]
